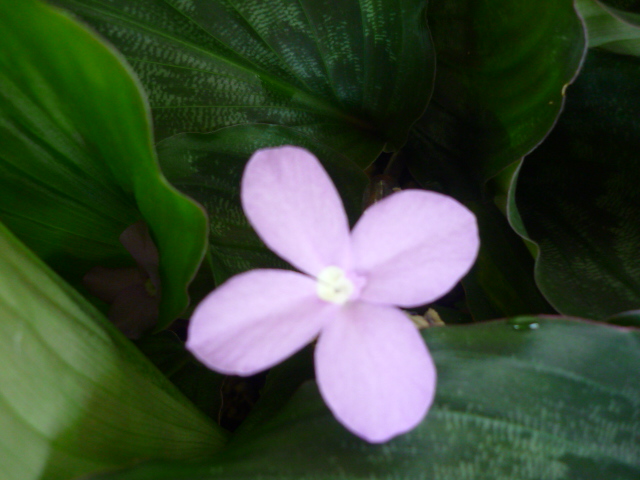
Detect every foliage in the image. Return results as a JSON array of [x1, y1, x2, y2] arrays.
[[0, 0, 639, 478]]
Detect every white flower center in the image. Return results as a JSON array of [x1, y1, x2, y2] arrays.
[[316, 266, 354, 305]]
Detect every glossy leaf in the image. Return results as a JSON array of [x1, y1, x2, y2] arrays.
[[509, 49, 640, 320], [51, 0, 436, 165], [0, 221, 226, 480], [85, 317, 640, 479], [0, 0, 208, 329], [410, 0, 586, 183], [156, 124, 368, 285], [576, 0, 640, 55]]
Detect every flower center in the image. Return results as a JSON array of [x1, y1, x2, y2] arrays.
[[316, 266, 355, 305]]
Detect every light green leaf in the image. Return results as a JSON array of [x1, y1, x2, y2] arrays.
[[509, 49, 640, 320], [84, 317, 640, 479], [51, 0, 436, 165], [0, 221, 226, 480], [0, 0, 208, 329], [157, 124, 368, 285]]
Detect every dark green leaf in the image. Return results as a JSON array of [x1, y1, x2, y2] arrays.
[[85, 317, 640, 479], [411, 0, 586, 183], [576, 0, 640, 55], [0, 221, 226, 480], [135, 331, 227, 420], [597, 0, 640, 17], [51, 0, 436, 164], [404, 139, 553, 321], [509, 49, 640, 320], [230, 345, 315, 443], [157, 124, 368, 284], [607, 310, 640, 327], [0, 0, 208, 329], [462, 201, 555, 321]]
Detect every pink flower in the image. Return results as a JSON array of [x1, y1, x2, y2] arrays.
[[186, 146, 479, 443]]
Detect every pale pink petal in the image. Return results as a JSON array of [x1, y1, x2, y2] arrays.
[[315, 302, 436, 443], [351, 190, 479, 307], [241, 146, 351, 276], [187, 269, 335, 376]]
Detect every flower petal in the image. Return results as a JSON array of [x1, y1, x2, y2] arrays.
[[187, 269, 335, 376], [351, 190, 479, 307], [315, 302, 436, 443], [241, 146, 351, 276]]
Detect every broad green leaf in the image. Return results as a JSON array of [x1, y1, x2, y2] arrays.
[[0, 0, 208, 329], [0, 221, 226, 480], [410, 0, 586, 183], [51, 0, 436, 165], [85, 317, 640, 479], [509, 49, 640, 320], [157, 124, 368, 285], [576, 0, 640, 55]]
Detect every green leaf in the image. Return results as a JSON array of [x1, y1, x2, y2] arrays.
[[84, 317, 640, 479], [509, 49, 640, 320], [576, 0, 640, 55], [0, 0, 208, 329], [410, 0, 586, 183], [51, 0, 436, 164], [157, 124, 368, 284], [0, 221, 226, 480]]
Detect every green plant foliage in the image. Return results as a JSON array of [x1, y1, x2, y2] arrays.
[[607, 310, 640, 327], [135, 331, 227, 420], [402, 134, 554, 321], [0, 0, 209, 329], [576, 0, 640, 55], [509, 49, 640, 320], [0, 221, 226, 480], [50, 0, 436, 165], [3, 0, 640, 478], [83, 318, 640, 480], [598, 0, 640, 16], [413, 0, 586, 183], [157, 124, 368, 284], [462, 202, 555, 320]]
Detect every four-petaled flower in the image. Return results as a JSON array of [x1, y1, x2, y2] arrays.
[[187, 146, 479, 443]]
